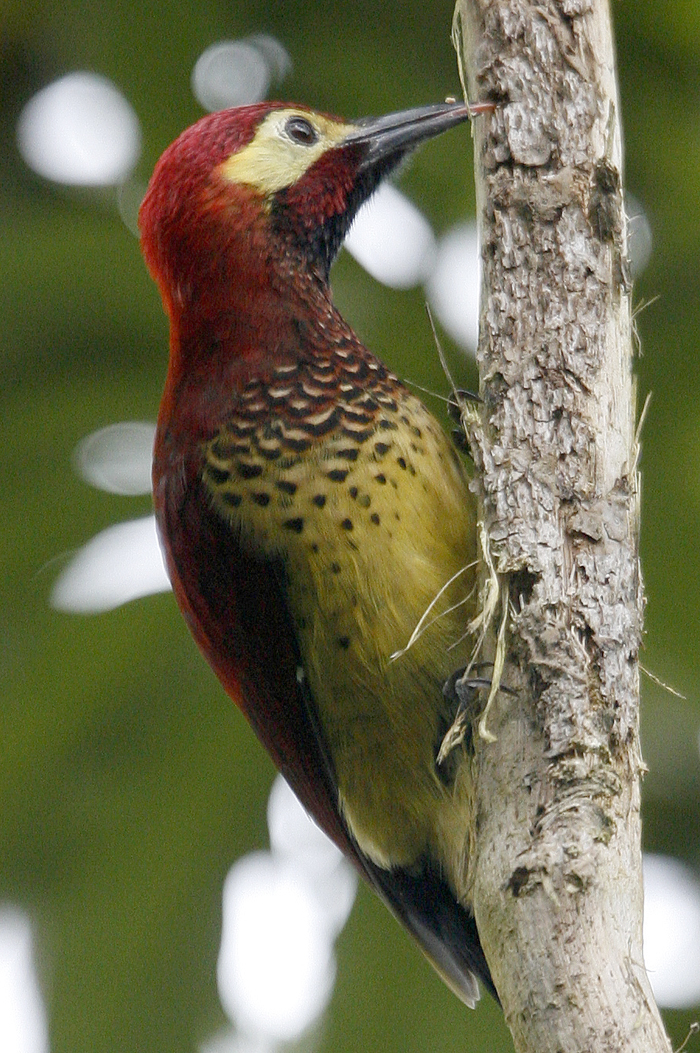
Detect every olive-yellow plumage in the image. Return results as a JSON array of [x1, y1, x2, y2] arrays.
[[204, 363, 476, 878], [140, 99, 495, 1007]]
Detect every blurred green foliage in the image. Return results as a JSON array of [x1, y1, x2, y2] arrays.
[[0, 0, 698, 1050]]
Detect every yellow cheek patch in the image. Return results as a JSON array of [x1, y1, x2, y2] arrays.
[[218, 108, 353, 197]]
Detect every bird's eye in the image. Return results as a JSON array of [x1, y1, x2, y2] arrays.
[[284, 116, 318, 146]]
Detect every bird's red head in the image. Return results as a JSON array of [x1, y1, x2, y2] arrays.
[[139, 102, 315, 310], [139, 99, 481, 314]]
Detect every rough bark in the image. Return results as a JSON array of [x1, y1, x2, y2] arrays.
[[453, 1, 672, 1050]]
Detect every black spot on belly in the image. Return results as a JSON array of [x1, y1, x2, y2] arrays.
[[370, 513, 380, 525], [341, 518, 353, 531], [397, 457, 407, 470], [253, 492, 270, 506], [328, 468, 349, 483], [237, 462, 263, 480], [312, 494, 326, 507], [285, 436, 313, 453], [375, 473, 387, 485], [330, 562, 341, 574], [259, 445, 281, 461], [337, 636, 350, 650], [276, 480, 297, 495], [284, 517, 304, 533], [207, 465, 230, 484], [221, 492, 242, 507]]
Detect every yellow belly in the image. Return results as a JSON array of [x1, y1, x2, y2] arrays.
[[205, 388, 477, 896]]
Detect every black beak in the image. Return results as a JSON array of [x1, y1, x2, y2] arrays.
[[342, 100, 493, 171]]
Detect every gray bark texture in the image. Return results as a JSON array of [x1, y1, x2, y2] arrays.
[[452, 1, 673, 1050]]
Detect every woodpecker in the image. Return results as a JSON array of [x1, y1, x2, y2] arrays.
[[139, 99, 496, 1005]]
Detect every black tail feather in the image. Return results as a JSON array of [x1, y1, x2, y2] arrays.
[[363, 856, 499, 1006]]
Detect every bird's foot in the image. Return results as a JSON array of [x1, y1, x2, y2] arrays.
[[438, 669, 492, 764], [439, 666, 516, 763]]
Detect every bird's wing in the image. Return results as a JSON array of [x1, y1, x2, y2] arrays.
[[156, 456, 496, 1006]]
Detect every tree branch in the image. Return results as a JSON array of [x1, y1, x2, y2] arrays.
[[453, 1, 672, 1048]]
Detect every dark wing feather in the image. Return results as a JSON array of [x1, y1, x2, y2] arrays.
[[156, 458, 497, 1005]]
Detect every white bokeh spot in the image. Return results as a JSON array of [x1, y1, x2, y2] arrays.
[[643, 853, 700, 1008], [345, 183, 436, 289], [74, 421, 155, 496], [218, 854, 336, 1043], [0, 907, 49, 1053], [426, 221, 480, 352], [51, 515, 171, 613], [17, 72, 141, 186], [214, 777, 357, 1048], [192, 36, 292, 111], [626, 192, 653, 278]]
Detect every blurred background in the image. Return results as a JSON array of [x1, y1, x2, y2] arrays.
[[1, 1, 699, 1051]]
